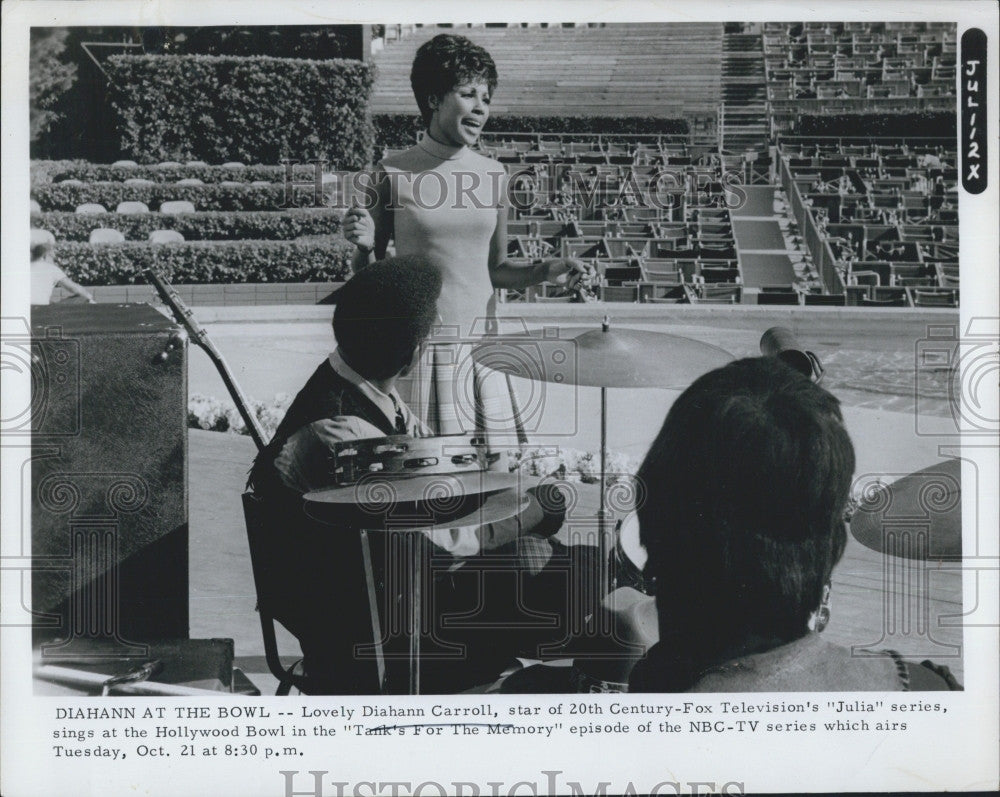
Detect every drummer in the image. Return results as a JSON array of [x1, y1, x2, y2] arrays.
[[250, 256, 599, 694]]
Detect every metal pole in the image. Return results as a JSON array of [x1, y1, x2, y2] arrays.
[[409, 534, 422, 696], [599, 384, 608, 594]]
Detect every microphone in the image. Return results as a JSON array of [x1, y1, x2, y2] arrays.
[[759, 327, 825, 383]]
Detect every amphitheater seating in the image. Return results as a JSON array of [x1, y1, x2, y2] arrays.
[[764, 22, 956, 136], [28, 22, 963, 310], [370, 23, 724, 119], [780, 135, 958, 297]]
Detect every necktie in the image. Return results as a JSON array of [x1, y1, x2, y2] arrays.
[[389, 394, 408, 435]]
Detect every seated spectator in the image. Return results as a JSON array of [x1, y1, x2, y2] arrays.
[[30, 241, 94, 305], [629, 358, 963, 692]]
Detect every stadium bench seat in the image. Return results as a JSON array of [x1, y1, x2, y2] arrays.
[[31, 228, 55, 247], [112, 160, 139, 168], [695, 284, 742, 304], [116, 201, 150, 214], [909, 288, 958, 307], [222, 162, 247, 169], [177, 178, 205, 186], [599, 284, 640, 303], [89, 228, 125, 244], [148, 229, 185, 244], [30, 199, 41, 213], [160, 201, 196, 214], [804, 293, 847, 306], [75, 203, 107, 214], [757, 291, 801, 305]]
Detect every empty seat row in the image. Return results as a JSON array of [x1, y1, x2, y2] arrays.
[[33, 226, 185, 245], [73, 201, 196, 215]]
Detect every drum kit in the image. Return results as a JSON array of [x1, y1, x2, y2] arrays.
[[303, 317, 732, 694], [302, 320, 964, 694]]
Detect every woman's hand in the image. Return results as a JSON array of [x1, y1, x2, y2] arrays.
[[544, 257, 598, 291], [342, 205, 376, 252]]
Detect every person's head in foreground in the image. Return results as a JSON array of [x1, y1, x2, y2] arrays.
[[632, 356, 859, 691], [410, 33, 498, 147], [31, 240, 54, 264], [333, 255, 443, 382]]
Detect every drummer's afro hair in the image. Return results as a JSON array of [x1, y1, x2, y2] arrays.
[[411, 34, 498, 126], [636, 357, 855, 681], [332, 256, 442, 381]]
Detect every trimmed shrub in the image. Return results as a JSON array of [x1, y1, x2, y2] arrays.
[[53, 239, 354, 285], [31, 181, 328, 212], [29, 29, 78, 144], [142, 26, 359, 60], [795, 112, 957, 138], [106, 55, 376, 168], [33, 209, 343, 242], [31, 160, 336, 185], [373, 113, 690, 150]]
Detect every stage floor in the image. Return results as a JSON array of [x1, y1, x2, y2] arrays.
[[186, 309, 964, 692]]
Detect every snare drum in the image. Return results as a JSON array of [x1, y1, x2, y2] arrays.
[[609, 512, 656, 595]]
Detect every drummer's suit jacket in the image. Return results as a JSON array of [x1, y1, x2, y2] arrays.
[[248, 359, 588, 694]]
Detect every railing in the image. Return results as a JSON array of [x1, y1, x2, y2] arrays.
[[480, 130, 718, 149], [780, 157, 845, 294]]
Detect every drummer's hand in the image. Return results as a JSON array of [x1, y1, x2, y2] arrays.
[[544, 257, 597, 291], [342, 204, 375, 252]]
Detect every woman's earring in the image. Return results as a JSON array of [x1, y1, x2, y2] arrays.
[[814, 584, 832, 633]]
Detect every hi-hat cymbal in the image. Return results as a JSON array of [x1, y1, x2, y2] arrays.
[[850, 459, 961, 560], [471, 325, 733, 388]]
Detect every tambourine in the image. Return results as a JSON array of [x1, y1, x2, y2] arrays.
[[328, 434, 507, 485]]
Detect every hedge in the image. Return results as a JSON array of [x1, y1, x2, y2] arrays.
[[106, 55, 376, 168], [31, 160, 337, 186], [373, 114, 690, 150], [795, 112, 957, 138], [33, 209, 343, 242], [31, 181, 331, 212], [53, 239, 355, 285]]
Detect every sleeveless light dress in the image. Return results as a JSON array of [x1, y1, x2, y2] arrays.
[[379, 135, 523, 446]]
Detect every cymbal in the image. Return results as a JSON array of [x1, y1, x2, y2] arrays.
[[305, 470, 519, 504], [303, 471, 525, 529], [471, 325, 733, 388], [850, 459, 961, 560], [304, 480, 528, 531]]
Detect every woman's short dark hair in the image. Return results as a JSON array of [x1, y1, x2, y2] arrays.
[[31, 241, 54, 261], [637, 357, 855, 653], [333, 256, 442, 381], [410, 33, 498, 126]]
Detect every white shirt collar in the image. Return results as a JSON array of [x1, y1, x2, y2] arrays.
[[328, 348, 415, 433]]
